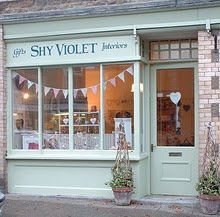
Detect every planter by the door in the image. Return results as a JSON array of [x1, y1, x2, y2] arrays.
[[199, 194, 220, 215], [112, 187, 133, 206]]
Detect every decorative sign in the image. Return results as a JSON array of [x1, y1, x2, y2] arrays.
[[114, 118, 132, 149], [170, 92, 181, 105], [7, 35, 136, 67]]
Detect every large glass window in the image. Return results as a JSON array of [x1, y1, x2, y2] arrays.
[[12, 69, 38, 149], [42, 68, 69, 149], [104, 64, 134, 150], [73, 66, 100, 150], [157, 68, 194, 146], [11, 63, 136, 152]]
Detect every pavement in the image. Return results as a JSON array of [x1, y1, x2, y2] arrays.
[[1, 194, 220, 217]]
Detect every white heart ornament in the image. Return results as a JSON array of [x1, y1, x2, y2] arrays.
[[170, 92, 181, 105], [90, 118, 96, 124]]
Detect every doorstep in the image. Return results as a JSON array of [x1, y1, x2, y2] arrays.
[[137, 195, 200, 208], [2, 194, 220, 217]]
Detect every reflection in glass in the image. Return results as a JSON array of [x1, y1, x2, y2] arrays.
[[104, 64, 134, 150], [43, 68, 69, 149], [73, 66, 100, 150], [12, 69, 39, 149], [157, 68, 194, 147]]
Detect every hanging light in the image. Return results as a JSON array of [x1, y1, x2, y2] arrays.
[[23, 92, 30, 99]]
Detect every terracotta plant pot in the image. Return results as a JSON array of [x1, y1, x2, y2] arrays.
[[112, 187, 133, 206], [199, 194, 220, 215]]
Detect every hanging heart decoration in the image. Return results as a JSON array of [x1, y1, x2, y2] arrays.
[[170, 92, 181, 105], [90, 118, 97, 124], [63, 117, 69, 125], [183, 104, 190, 112]]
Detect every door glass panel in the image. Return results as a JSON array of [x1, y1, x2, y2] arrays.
[[157, 68, 194, 147]]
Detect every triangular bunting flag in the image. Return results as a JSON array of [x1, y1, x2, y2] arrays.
[[126, 66, 134, 76], [12, 73, 18, 79], [19, 76, 26, 85], [81, 88, 87, 98], [91, 85, 97, 94], [63, 89, 68, 99], [118, 71, 125, 82], [35, 84, 38, 94], [53, 88, 60, 98], [74, 89, 78, 98], [110, 78, 116, 87], [28, 80, 34, 89], [44, 87, 51, 96]]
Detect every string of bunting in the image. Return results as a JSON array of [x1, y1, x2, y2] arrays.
[[13, 66, 134, 99]]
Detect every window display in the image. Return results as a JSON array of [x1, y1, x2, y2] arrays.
[[104, 64, 134, 150], [43, 67, 69, 149], [11, 63, 136, 151], [73, 66, 100, 149], [12, 69, 38, 149]]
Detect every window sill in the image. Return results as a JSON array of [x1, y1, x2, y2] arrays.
[[6, 151, 148, 161]]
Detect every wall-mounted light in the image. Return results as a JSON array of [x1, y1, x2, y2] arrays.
[[131, 83, 143, 92]]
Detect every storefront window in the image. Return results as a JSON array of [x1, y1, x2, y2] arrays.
[[73, 66, 100, 150], [103, 64, 134, 150], [12, 69, 38, 149], [11, 63, 137, 152], [42, 68, 69, 149]]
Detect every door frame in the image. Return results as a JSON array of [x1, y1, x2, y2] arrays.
[[149, 62, 198, 195]]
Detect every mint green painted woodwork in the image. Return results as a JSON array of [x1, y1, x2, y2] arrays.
[[4, 7, 220, 39], [8, 159, 147, 198], [150, 63, 198, 196]]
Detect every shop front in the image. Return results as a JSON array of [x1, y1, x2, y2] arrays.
[[6, 33, 150, 198], [3, 4, 220, 198]]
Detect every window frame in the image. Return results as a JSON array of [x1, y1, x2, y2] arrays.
[[7, 61, 145, 160]]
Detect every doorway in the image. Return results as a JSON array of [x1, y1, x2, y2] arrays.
[[150, 63, 198, 195]]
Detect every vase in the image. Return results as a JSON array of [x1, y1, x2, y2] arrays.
[[112, 187, 133, 206], [199, 194, 220, 215]]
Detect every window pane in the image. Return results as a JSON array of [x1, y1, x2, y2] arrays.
[[160, 51, 169, 60], [170, 40, 179, 49], [157, 68, 194, 147], [150, 42, 159, 50], [12, 69, 38, 149], [191, 40, 198, 48], [181, 40, 190, 48], [150, 51, 159, 60], [170, 50, 179, 59], [73, 66, 100, 150], [181, 50, 190, 59], [191, 49, 198, 59], [160, 41, 169, 50], [43, 68, 69, 149], [104, 64, 134, 150]]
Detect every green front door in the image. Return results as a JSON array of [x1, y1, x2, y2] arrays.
[[150, 63, 198, 195]]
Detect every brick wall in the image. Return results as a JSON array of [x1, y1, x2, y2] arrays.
[[198, 31, 220, 175], [0, 25, 7, 192]]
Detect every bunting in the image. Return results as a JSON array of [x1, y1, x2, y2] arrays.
[[118, 71, 125, 82], [53, 88, 60, 98], [13, 66, 134, 98]]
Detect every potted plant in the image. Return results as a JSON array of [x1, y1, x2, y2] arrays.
[[196, 123, 220, 215], [106, 120, 134, 206]]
